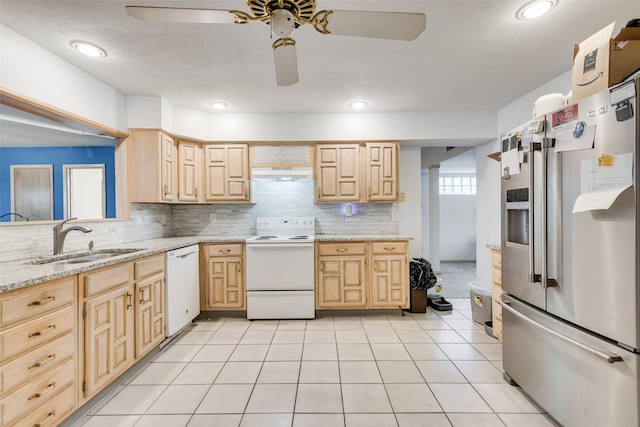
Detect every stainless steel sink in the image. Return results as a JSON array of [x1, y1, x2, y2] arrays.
[[27, 248, 145, 265]]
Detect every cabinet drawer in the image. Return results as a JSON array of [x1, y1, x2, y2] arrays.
[[371, 241, 407, 255], [490, 250, 501, 268], [5, 381, 75, 427], [491, 266, 501, 285], [83, 262, 131, 298], [0, 331, 74, 395], [0, 306, 74, 361], [317, 242, 366, 256], [0, 277, 75, 328], [492, 298, 503, 321], [0, 357, 74, 426], [134, 253, 165, 280], [207, 244, 243, 257]]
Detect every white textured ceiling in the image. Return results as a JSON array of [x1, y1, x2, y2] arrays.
[[1, 0, 638, 115]]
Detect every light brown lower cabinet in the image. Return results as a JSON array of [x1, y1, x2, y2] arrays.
[[316, 240, 409, 310], [200, 243, 245, 310], [133, 254, 165, 358], [0, 254, 166, 426], [490, 249, 503, 341], [0, 276, 78, 427], [370, 241, 409, 308], [79, 254, 165, 403], [79, 262, 135, 401]]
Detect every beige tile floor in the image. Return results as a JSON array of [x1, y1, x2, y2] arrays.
[[72, 299, 560, 427]]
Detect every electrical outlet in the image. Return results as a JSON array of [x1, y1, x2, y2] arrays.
[[160, 214, 166, 225], [136, 214, 143, 225], [399, 192, 406, 202], [391, 212, 398, 221], [210, 213, 216, 223]]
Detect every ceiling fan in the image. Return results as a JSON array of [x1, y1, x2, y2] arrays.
[[126, 0, 426, 86]]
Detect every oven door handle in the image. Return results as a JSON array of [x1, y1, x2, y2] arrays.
[[247, 242, 314, 248]]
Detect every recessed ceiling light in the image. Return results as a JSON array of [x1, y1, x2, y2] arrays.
[[348, 101, 368, 110], [209, 101, 229, 110], [70, 41, 107, 58], [516, 0, 558, 20]]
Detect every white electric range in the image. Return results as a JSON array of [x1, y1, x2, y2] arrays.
[[245, 216, 315, 320]]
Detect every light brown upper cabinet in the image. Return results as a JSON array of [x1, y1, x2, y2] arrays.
[[129, 130, 177, 203], [316, 144, 361, 202], [315, 142, 399, 203], [203, 144, 250, 202], [365, 142, 398, 202], [177, 140, 202, 203], [129, 130, 252, 205]]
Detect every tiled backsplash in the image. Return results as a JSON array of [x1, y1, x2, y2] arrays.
[[0, 181, 398, 262]]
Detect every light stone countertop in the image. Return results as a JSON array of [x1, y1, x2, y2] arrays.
[[1, 234, 412, 293], [314, 235, 413, 242], [486, 243, 501, 251]]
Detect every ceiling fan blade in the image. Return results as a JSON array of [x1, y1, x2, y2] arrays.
[[126, 6, 238, 24], [315, 10, 426, 41], [273, 38, 299, 87]]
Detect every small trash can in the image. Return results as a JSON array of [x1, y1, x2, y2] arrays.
[[468, 282, 492, 325], [410, 288, 427, 313], [409, 258, 437, 313]]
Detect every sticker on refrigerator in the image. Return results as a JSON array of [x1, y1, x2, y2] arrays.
[[552, 104, 579, 130], [555, 121, 595, 152], [572, 152, 633, 213]]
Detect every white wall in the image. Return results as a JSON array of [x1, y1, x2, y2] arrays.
[[474, 70, 572, 285], [398, 146, 422, 257], [0, 24, 127, 131], [440, 195, 476, 261]]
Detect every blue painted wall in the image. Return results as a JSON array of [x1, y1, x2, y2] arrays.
[[0, 146, 116, 221]]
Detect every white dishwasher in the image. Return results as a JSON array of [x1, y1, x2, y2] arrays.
[[165, 244, 200, 337]]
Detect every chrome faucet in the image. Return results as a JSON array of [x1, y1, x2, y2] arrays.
[[53, 218, 93, 255]]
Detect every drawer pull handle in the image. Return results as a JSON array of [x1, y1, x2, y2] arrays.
[[140, 299, 151, 304], [28, 296, 56, 307], [28, 382, 56, 400], [127, 292, 133, 309], [219, 249, 232, 253], [336, 248, 348, 252], [384, 247, 396, 251], [29, 354, 56, 369], [33, 410, 56, 427], [29, 325, 56, 338]]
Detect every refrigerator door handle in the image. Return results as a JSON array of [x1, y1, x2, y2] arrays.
[[499, 300, 624, 364], [528, 145, 541, 283]]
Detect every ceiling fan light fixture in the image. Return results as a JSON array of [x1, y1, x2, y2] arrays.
[[348, 101, 368, 110], [70, 41, 107, 58], [209, 101, 229, 110], [516, 0, 558, 20], [271, 9, 295, 37]]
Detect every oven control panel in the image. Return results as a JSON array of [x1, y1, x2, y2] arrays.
[[255, 216, 315, 235]]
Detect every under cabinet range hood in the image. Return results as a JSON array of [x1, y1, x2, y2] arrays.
[[251, 166, 313, 181]]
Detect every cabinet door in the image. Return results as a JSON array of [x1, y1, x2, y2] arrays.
[[366, 142, 398, 202], [316, 144, 360, 202], [203, 144, 249, 201], [370, 255, 408, 308], [178, 140, 201, 202], [83, 283, 134, 399], [317, 256, 367, 309], [135, 272, 165, 358], [204, 256, 244, 309], [160, 133, 177, 202], [129, 130, 173, 203]]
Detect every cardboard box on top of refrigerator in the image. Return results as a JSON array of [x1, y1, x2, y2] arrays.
[[572, 21, 640, 101]]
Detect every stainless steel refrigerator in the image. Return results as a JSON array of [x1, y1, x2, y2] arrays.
[[500, 78, 640, 427]]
